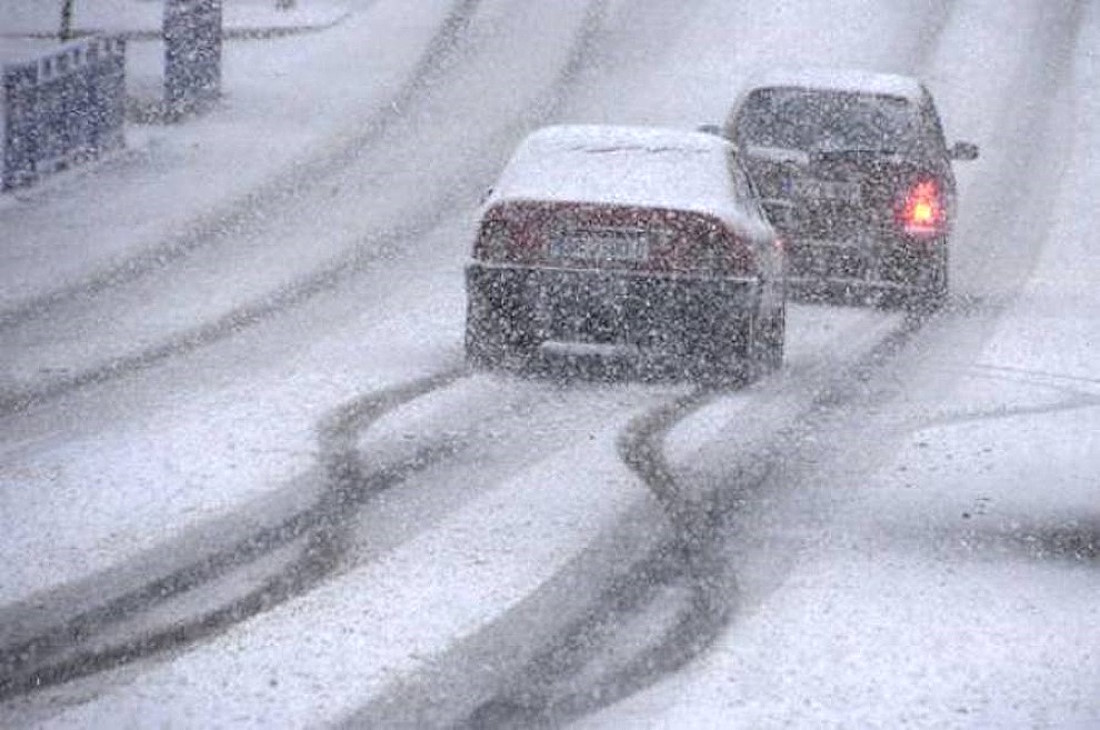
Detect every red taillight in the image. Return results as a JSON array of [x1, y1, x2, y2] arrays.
[[898, 180, 945, 235], [475, 219, 512, 261]]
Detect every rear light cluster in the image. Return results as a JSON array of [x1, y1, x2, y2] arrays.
[[475, 204, 757, 276], [685, 227, 756, 276], [897, 179, 946, 236], [474, 219, 514, 261]]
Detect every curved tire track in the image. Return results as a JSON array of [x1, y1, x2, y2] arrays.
[[457, 388, 734, 729], [0, 368, 465, 701], [1, 3, 1089, 727], [0, 0, 612, 700], [389, 1, 1092, 724], [453, 306, 944, 728]]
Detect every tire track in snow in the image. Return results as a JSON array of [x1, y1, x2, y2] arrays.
[[0, 0, 613, 701], [0, 0, 483, 335], [0, 368, 466, 701], [454, 314, 936, 728], [869, 362, 1100, 567], [464, 389, 738, 728], [376, 1, 1092, 725], [4, 0, 1046, 714], [485, 2, 1092, 719], [431, 2, 968, 724], [0, 0, 609, 418]]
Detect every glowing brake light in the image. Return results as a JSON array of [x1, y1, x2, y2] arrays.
[[899, 180, 944, 235]]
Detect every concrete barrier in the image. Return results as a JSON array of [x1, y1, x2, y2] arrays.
[[1, 36, 126, 192], [164, 0, 222, 120]]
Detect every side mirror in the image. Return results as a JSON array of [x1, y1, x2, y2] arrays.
[[696, 123, 726, 138], [948, 141, 979, 161]]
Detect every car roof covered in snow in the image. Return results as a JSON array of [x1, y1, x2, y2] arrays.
[[735, 67, 926, 104], [485, 125, 772, 239]]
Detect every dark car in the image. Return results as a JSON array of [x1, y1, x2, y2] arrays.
[[719, 68, 978, 308], [464, 124, 786, 381]]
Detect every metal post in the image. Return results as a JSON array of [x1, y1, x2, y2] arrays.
[[163, 0, 223, 121], [59, 0, 75, 42]]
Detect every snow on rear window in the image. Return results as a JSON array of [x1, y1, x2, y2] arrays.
[[486, 125, 770, 239], [735, 88, 916, 152], [741, 67, 925, 103]]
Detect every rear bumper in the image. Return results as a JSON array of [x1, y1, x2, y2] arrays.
[[466, 262, 765, 357], [782, 233, 946, 301], [786, 276, 918, 306]]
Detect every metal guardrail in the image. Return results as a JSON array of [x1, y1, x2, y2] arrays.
[[1, 35, 126, 192]]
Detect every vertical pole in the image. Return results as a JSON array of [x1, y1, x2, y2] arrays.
[[164, 0, 222, 121], [60, 0, 75, 42]]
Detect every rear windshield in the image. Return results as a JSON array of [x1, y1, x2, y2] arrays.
[[734, 87, 915, 152]]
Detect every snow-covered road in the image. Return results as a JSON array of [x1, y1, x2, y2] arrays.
[[1, 0, 1097, 726], [578, 0, 1100, 727]]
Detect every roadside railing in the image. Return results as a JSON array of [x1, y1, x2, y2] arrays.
[[1, 35, 126, 192]]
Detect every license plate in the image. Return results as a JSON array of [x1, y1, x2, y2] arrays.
[[548, 228, 650, 262], [797, 244, 867, 279], [791, 177, 861, 204]]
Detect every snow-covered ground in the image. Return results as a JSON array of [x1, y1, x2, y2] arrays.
[[0, 0, 349, 37], [0, 0, 475, 605], [579, 1, 1100, 727], [1, 0, 1097, 726]]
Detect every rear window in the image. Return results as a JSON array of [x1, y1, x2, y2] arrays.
[[734, 87, 916, 152]]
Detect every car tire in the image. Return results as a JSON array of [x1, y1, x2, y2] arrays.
[[464, 290, 535, 371], [907, 241, 949, 313], [464, 307, 504, 369], [697, 310, 774, 386], [753, 303, 786, 376]]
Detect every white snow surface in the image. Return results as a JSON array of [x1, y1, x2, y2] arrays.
[[0, 0, 1096, 726], [0, 0, 449, 313], [738, 65, 927, 102], [486, 125, 772, 240], [33, 392, 657, 729], [580, 0, 1100, 726], [0, 0, 349, 36], [0, 0, 467, 606]]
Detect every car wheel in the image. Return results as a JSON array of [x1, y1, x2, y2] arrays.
[[907, 241, 949, 312], [464, 306, 504, 369], [701, 309, 780, 386], [464, 292, 535, 371], [753, 303, 786, 375], [681, 314, 742, 386]]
